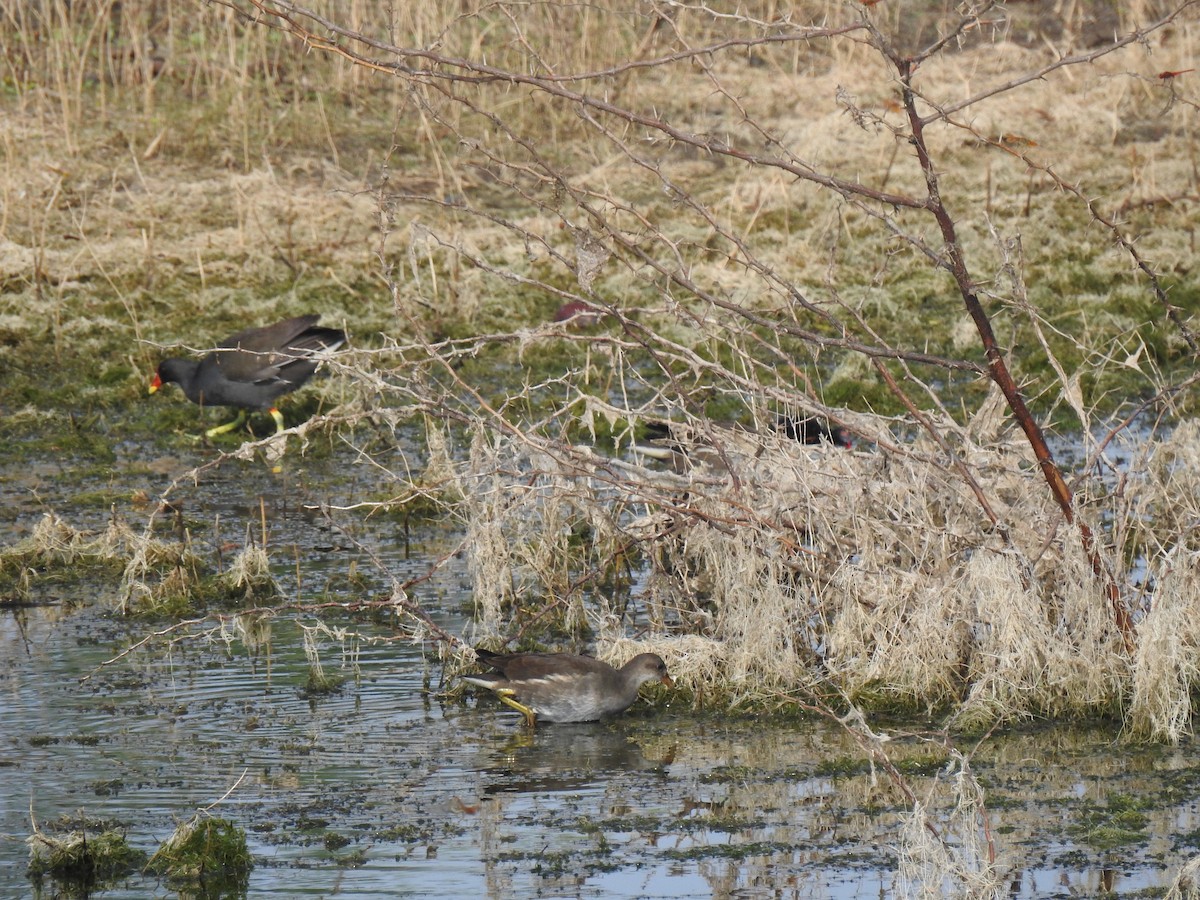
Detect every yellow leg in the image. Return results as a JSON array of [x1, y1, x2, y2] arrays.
[[496, 690, 538, 727], [270, 407, 286, 433], [205, 409, 246, 438]]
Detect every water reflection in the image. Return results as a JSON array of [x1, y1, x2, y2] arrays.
[[0, 451, 1195, 899], [1, 598, 1195, 898], [477, 724, 673, 796]]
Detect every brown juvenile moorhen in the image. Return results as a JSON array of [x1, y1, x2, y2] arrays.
[[463, 648, 673, 727], [149, 314, 346, 437]]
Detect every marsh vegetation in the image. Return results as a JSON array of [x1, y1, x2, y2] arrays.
[[4, 0, 1200, 895]]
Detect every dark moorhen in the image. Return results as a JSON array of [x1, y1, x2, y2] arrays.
[[774, 415, 853, 449], [463, 648, 673, 727], [638, 415, 852, 471], [149, 314, 346, 437]]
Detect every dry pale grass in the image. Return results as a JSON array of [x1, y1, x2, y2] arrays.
[[117, 524, 207, 613], [1128, 548, 1200, 741], [12, 11, 1200, 897], [0, 513, 163, 603], [221, 544, 278, 601], [440, 385, 1200, 738], [5, 0, 1200, 740], [4, 2, 1196, 325], [0, 512, 278, 614]]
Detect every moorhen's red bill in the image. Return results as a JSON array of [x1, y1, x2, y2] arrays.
[[149, 314, 346, 437], [463, 648, 673, 727]]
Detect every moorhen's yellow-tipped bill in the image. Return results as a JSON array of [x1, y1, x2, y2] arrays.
[[462, 648, 673, 727], [149, 314, 346, 438]]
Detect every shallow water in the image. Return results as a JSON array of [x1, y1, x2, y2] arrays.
[[1, 445, 1198, 898]]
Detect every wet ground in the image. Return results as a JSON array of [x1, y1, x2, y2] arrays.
[[1, 441, 1199, 898]]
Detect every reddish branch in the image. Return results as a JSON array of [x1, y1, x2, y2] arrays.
[[893, 53, 1132, 645]]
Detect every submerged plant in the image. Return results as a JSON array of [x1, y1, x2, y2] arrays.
[[219, 544, 280, 605], [26, 818, 147, 891], [147, 813, 253, 886], [0, 514, 127, 603], [298, 621, 354, 696]]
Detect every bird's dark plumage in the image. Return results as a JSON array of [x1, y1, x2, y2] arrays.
[[463, 648, 673, 726], [774, 415, 853, 449], [638, 415, 851, 472], [150, 314, 345, 435]]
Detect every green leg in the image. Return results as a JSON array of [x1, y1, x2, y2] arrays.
[[205, 409, 246, 438], [496, 690, 538, 728], [270, 407, 286, 433]]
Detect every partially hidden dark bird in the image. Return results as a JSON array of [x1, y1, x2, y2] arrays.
[[149, 314, 346, 437], [774, 415, 853, 449], [462, 648, 673, 727], [637, 415, 851, 472]]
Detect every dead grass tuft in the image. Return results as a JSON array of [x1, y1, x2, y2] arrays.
[[428, 396, 1200, 731], [118, 529, 205, 615], [221, 544, 278, 603], [1, 514, 97, 569], [1166, 855, 1200, 900], [26, 821, 146, 884], [0, 513, 136, 603], [895, 750, 1003, 898], [1128, 549, 1200, 741]]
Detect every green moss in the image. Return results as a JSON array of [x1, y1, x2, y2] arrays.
[[376, 823, 428, 842], [27, 825, 147, 887], [358, 489, 456, 525], [662, 840, 798, 861], [0, 557, 123, 605], [301, 669, 345, 697], [147, 815, 253, 884], [1067, 792, 1152, 850], [323, 831, 352, 851], [844, 682, 959, 717], [893, 751, 947, 777]]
